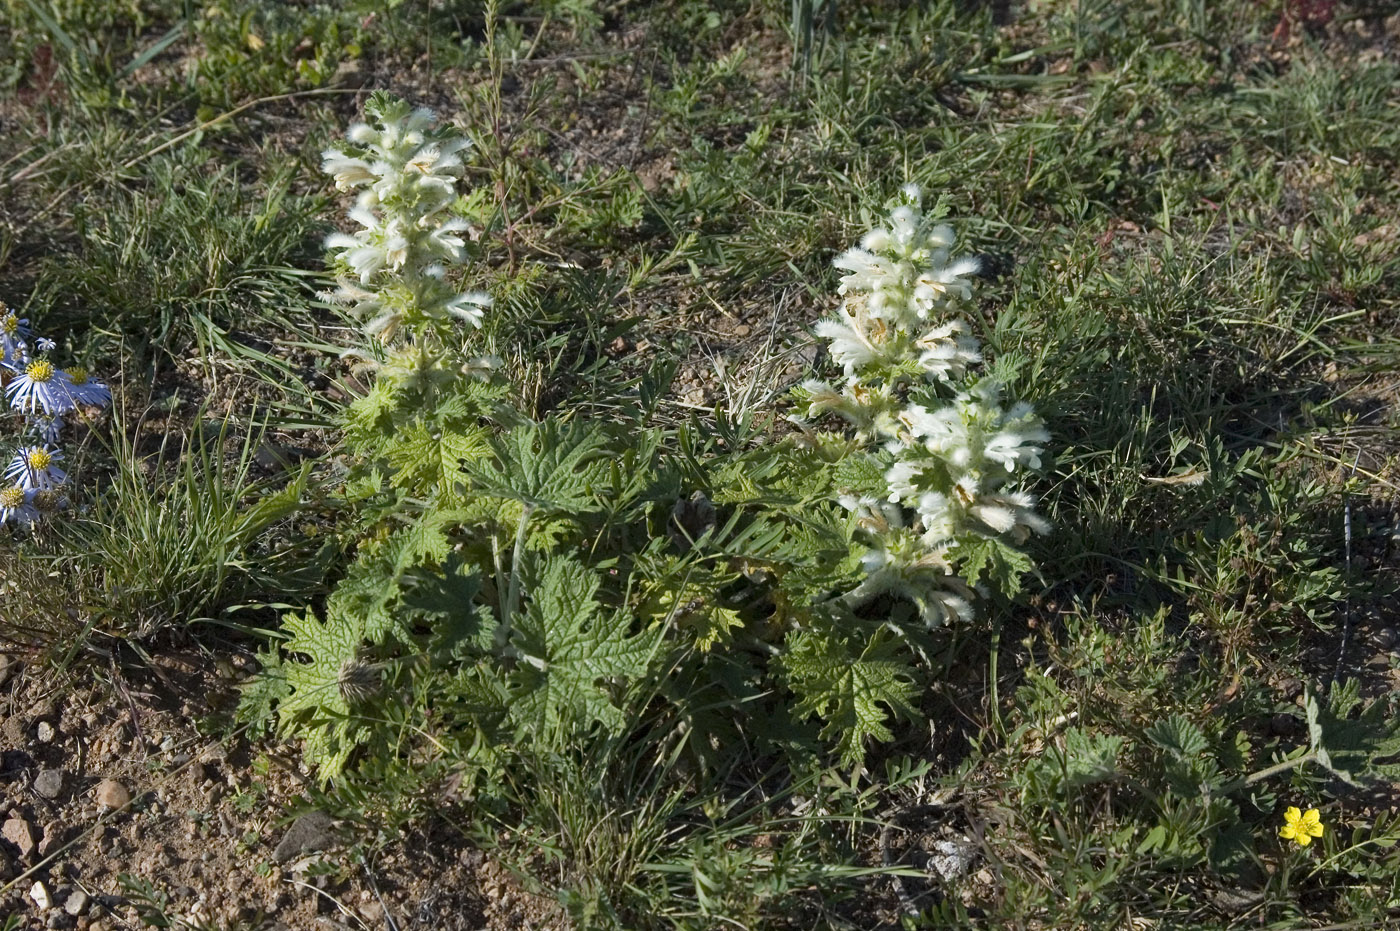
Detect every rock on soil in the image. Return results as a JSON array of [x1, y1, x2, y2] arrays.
[[3, 815, 37, 858], [273, 811, 340, 863], [93, 779, 130, 809], [35, 767, 64, 799], [63, 888, 89, 917]]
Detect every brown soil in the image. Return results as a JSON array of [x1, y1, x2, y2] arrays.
[[0, 647, 559, 931]]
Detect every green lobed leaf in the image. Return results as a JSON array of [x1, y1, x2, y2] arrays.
[[781, 628, 918, 767], [507, 552, 663, 739], [462, 419, 611, 515]]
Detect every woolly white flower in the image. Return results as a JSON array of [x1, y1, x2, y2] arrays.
[[914, 491, 956, 545], [802, 379, 845, 414], [846, 533, 977, 628], [6, 360, 75, 416], [967, 490, 1050, 544], [885, 458, 928, 503], [903, 387, 1047, 477], [983, 401, 1049, 472], [833, 195, 980, 330], [838, 493, 906, 535], [814, 305, 883, 374], [901, 403, 971, 466], [910, 258, 981, 314], [460, 355, 502, 379], [5, 445, 66, 490], [442, 291, 492, 328], [423, 217, 470, 265], [322, 97, 492, 345], [801, 379, 893, 436], [321, 150, 376, 190], [363, 310, 403, 342], [914, 320, 981, 382]]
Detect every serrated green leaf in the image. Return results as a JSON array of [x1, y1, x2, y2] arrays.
[[276, 606, 364, 780], [235, 645, 289, 735], [400, 554, 492, 659], [948, 534, 1035, 593], [463, 419, 610, 514], [782, 629, 918, 767], [1145, 714, 1209, 759], [508, 552, 662, 738], [830, 448, 890, 497], [1059, 728, 1125, 788], [333, 516, 450, 645]]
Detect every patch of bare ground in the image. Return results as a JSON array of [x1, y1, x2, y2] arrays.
[[0, 647, 561, 931]]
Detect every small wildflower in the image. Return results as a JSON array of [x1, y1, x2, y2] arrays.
[[323, 94, 491, 345], [34, 337, 56, 353], [5, 359, 75, 416], [33, 415, 64, 445], [0, 309, 30, 367], [63, 367, 111, 408], [0, 484, 38, 526], [442, 290, 492, 328], [1279, 807, 1324, 848], [4, 445, 66, 490], [30, 487, 67, 518]]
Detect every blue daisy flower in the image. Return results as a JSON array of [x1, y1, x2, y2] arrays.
[[0, 311, 30, 368], [63, 367, 111, 408], [0, 484, 38, 527], [5, 359, 75, 416], [4, 445, 66, 490]]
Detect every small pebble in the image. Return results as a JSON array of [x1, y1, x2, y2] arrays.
[[3, 816, 37, 858], [36, 720, 56, 742], [35, 768, 65, 799], [65, 889, 90, 917], [38, 822, 64, 857], [94, 779, 131, 809], [31, 880, 53, 910]]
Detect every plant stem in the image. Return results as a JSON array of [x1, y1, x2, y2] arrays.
[[498, 502, 534, 648], [1218, 749, 1317, 795]]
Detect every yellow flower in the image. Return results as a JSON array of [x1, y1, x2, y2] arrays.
[[1279, 806, 1324, 848]]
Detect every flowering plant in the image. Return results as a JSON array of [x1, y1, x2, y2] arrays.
[[801, 184, 1049, 626], [0, 300, 111, 529], [1279, 805, 1325, 848], [321, 91, 496, 389], [247, 114, 1054, 783]]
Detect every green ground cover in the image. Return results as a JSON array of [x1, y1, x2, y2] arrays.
[[2, 0, 1399, 928]]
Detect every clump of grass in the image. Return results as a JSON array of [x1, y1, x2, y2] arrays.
[[0, 405, 326, 652], [33, 150, 326, 361]]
